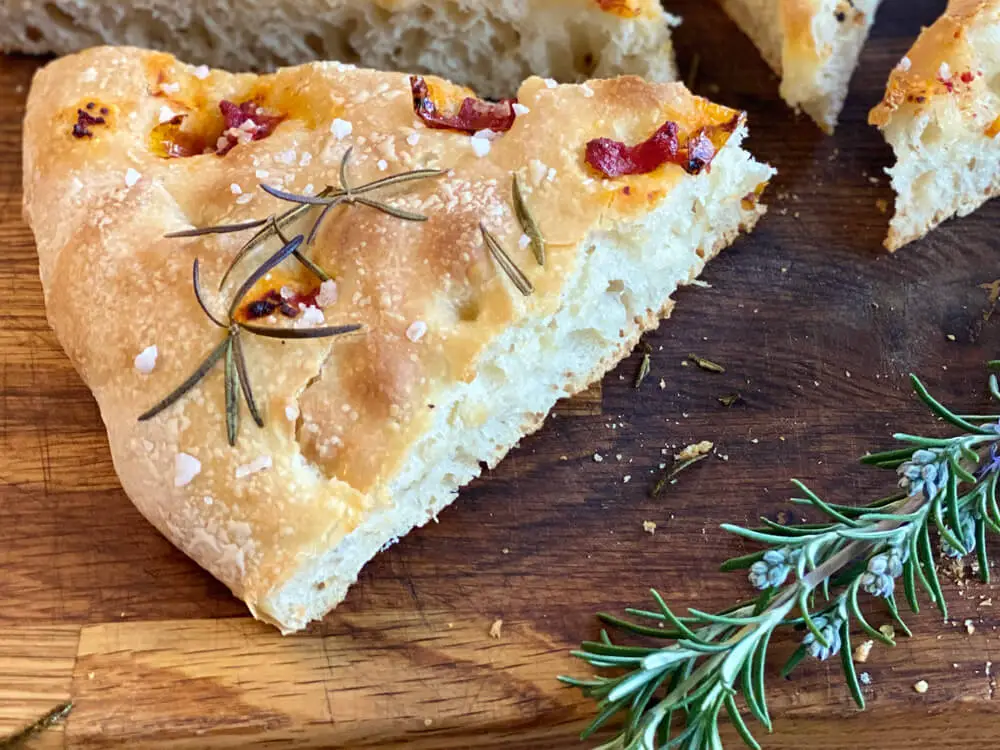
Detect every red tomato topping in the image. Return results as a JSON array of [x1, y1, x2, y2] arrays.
[[410, 76, 517, 134], [216, 100, 284, 155], [585, 116, 740, 178]]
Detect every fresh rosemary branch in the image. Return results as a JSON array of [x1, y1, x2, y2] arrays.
[[564, 369, 1000, 749]]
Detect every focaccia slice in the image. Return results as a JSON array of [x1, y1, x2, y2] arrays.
[[717, 0, 883, 133], [870, 0, 1000, 251], [23, 47, 774, 632], [0, 0, 680, 100]]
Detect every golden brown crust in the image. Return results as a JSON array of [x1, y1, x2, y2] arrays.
[[23, 47, 761, 619], [869, 0, 998, 130]]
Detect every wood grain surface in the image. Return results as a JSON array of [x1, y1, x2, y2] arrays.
[[3, 1, 1000, 747]]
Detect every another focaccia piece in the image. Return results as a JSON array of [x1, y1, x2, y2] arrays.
[[23, 47, 774, 633], [0, 0, 679, 99], [870, 0, 1000, 251], [717, 0, 883, 133]]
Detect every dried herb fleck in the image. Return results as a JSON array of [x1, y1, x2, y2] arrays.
[[688, 353, 725, 373], [650, 453, 710, 497], [0, 702, 73, 749], [634, 345, 652, 389], [718, 393, 741, 407]]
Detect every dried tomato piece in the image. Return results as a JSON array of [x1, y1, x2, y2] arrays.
[[410, 76, 517, 134], [72, 104, 108, 138], [585, 121, 681, 178], [216, 100, 284, 155], [585, 115, 741, 178]]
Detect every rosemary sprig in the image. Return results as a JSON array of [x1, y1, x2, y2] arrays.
[[137, 250, 361, 445], [564, 370, 1000, 749], [480, 223, 534, 296], [260, 146, 443, 232], [168, 148, 444, 290], [0, 702, 73, 749]]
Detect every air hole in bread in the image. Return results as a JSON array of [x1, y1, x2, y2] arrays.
[[456, 300, 480, 322], [25, 25, 42, 42], [42, 3, 76, 33], [304, 33, 325, 58], [987, 72, 1000, 98], [920, 119, 944, 148], [912, 170, 935, 203], [124, 11, 173, 48]]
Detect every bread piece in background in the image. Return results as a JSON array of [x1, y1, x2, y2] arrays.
[[870, 0, 1000, 251], [717, 0, 883, 133], [0, 0, 679, 98], [23, 47, 773, 632]]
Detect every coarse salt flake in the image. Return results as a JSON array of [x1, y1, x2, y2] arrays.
[[470, 136, 491, 157], [235, 194, 254, 204], [158, 105, 178, 123], [134, 345, 158, 374], [125, 168, 142, 188], [377, 159, 388, 171], [81, 67, 98, 82], [175, 453, 201, 487], [512, 103, 530, 116], [161, 81, 180, 94], [406, 320, 428, 342], [300, 306, 325, 326], [330, 118, 353, 140], [898, 56, 912, 72], [406, 132, 420, 146], [230, 183, 242, 195], [316, 279, 338, 308], [939, 61, 951, 79], [285, 403, 300, 421], [255, 168, 269, 179], [529, 159, 548, 186], [193, 64, 210, 79], [235, 455, 273, 479], [544, 78, 558, 89], [518, 234, 531, 249]]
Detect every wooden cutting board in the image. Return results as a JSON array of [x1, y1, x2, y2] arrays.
[[4, 1, 1000, 747]]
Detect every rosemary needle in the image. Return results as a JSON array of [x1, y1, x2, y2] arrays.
[[480, 223, 533, 296], [512, 173, 545, 266]]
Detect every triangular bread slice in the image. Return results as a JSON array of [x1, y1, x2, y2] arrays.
[[23, 47, 774, 632], [0, 0, 680, 99], [870, 0, 1000, 251], [717, 0, 884, 133]]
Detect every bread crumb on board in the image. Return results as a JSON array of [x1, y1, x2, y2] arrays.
[[643, 520, 657, 535], [489, 618, 503, 639], [913, 680, 929, 694], [853, 640, 874, 663]]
